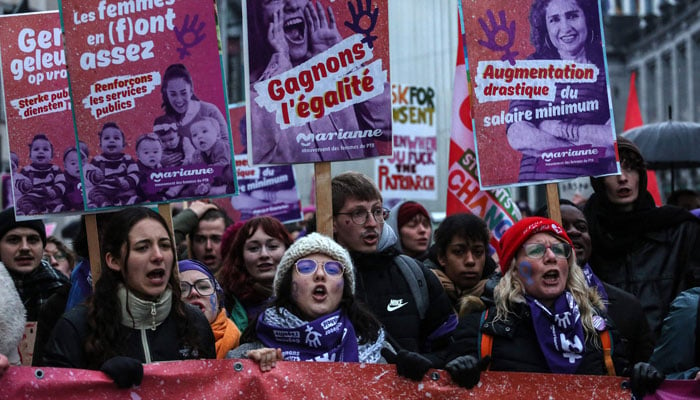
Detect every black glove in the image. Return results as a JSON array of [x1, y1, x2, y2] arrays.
[[630, 362, 665, 399], [381, 348, 433, 381], [445, 355, 491, 389], [100, 356, 144, 388]]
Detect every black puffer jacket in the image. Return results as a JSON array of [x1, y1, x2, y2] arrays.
[[588, 221, 700, 339], [42, 303, 215, 368], [443, 303, 629, 375], [352, 225, 457, 354]]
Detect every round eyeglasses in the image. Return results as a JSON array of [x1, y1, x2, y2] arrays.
[[523, 243, 572, 259], [335, 207, 389, 225], [295, 259, 344, 276], [180, 278, 215, 297]]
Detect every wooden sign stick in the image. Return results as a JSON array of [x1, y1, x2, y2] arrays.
[[85, 214, 101, 286], [315, 162, 332, 237], [546, 183, 562, 225]]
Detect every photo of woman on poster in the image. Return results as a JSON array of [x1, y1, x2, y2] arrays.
[[158, 63, 229, 144], [247, 0, 392, 164], [147, 63, 234, 200], [506, 0, 616, 182]]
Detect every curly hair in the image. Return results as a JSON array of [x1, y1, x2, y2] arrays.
[[84, 207, 201, 368], [434, 213, 490, 259], [529, 0, 603, 66], [218, 216, 292, 306]]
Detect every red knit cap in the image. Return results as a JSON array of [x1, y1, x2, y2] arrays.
[[497, 217, 573, 274], [397, 202, 430, 230]]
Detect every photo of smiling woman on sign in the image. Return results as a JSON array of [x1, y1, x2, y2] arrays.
[[505, 0, 617, 182]]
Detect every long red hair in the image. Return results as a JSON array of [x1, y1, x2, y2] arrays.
[[218, 216, 292, 304]]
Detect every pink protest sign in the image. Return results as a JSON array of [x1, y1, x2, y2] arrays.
[[212, 105, 302, 223], [245, 0, 392, 164], [60, 0, 236, 210], [0, 11, 82, 217], [461, 0, 619, 188]]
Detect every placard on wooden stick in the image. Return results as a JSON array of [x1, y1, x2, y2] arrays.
[[315, 162, 332, 237]]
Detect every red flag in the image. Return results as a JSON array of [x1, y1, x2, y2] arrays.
[[445, 15, 520, 246], [623, 72, 643, 131], [624, 72, 662, 205]]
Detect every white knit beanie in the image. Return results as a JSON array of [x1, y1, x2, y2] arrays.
[[274, 232, 355, 296]]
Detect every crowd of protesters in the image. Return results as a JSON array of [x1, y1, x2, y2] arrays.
[[2, 139, 700, 398]]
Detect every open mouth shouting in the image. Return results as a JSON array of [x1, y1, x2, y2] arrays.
[[147, 268, 167, 285], [284, 16, 305, 44], [312, 284, 328, 301], [542, 269, 560, 285]]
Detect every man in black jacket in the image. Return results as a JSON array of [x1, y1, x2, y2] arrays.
[[584, 137, 700, 339], [331, 172, 457, 380], [0, 207, 70, 366]]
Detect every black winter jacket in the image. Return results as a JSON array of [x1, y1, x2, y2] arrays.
[[443, 303, 629, 375], [42, 303, 215, 368], [590, 221, 700, 339]]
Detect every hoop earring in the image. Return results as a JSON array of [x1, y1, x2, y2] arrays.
[[589, 28, 595, 45]]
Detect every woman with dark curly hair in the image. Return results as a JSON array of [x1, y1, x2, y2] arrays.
[[43, 207, 215, 388], [506, 0, 615, 182], [218, 216, 293, 332]]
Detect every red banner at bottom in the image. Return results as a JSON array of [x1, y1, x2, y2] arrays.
[[2, 359, 637, 399]]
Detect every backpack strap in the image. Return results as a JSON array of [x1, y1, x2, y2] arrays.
[[395, 254, 429, 320], [478, 309, 492, 371], [599, 329, 616, 376]]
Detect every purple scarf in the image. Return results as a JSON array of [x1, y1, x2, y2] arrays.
[[581, 263, 608, 302], [256, 308, 359, 362], [526, 291, 585, 374]]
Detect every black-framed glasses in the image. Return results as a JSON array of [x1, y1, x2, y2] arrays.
[[335, 207, 389, 225], [180, 278, 215, 297], [523, 243, 572, 259], [295, 259, 344, 276]]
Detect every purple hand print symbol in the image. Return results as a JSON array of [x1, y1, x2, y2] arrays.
[[344, 0, 379, 48], [174, 14, 206, 60], [478, 10, 519, 66], [518, 260, 535, 286]]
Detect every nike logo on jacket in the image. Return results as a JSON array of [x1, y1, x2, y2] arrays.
[[387, 299, 409, 312]]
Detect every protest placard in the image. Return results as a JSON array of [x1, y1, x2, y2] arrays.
[[376, 83, 437, 202], [461, 0, 618, 188], [212, 105, 302, 223], [244, 0, 392, 164], [447, 27, 520, 245], [0, 11, 82, 217], [60, 0, 236, 210]]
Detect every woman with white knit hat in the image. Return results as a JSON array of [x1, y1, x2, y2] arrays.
[[227, 233, 390, 370]]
